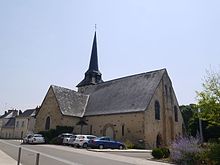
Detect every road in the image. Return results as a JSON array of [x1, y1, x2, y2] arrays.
[[0, 140, 168, 165]]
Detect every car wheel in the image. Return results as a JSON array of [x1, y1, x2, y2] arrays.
[[83, 143, 88, 148], [99, 144, 104, 149], [119, 145, 124, 150]]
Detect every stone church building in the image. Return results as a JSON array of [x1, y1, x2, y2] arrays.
[[35, 32, 184, 148]]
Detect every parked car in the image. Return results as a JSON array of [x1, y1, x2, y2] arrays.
[[23, 134, 33, 144], [57, 133, 74, 145], [63, 134, 75, 145], [88, 137, 125, 149], [28, 134, 45, 144], [73, 135, 97, 148], [67, 135, 77, 146]]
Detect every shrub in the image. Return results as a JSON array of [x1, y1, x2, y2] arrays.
[[207, 143, 220, 165], [49, 137, 59, 144], [152, 148, 164, 159], [124, 139, 135, 149], [160, 147, 170, 158], [151, 147, 170, 159], [170, 136, 202, 164], [38, 125, 74, 143]]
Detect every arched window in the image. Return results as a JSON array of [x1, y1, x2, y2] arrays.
[[174, 106, 178, 122], [45, 116, 50, 130], [155, 101, 160, 120]]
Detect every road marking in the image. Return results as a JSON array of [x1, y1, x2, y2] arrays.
[[0, 140, 83, 165]]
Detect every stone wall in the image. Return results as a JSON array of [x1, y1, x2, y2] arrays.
[[1, 127, 14, 139], [143, 71, 184, 148], [85, 112, 145, 145], [35, 87, 81, 133]]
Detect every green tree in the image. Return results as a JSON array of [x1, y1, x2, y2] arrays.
[[180, 104, 198, 136], [197, 69, 220, 126]]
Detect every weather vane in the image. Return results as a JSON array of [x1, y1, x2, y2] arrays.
[[95, 24, 97, 31]]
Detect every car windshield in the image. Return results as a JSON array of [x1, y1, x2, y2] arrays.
[[97, 137, 111, 141], [87, 136, 96, 139], [34, 134, 42, 137]]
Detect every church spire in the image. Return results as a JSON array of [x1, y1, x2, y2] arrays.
[[88, 32, 98, 71], [77, 31, 103, 88]]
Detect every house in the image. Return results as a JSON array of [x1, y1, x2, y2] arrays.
[[35, 32, 184, 148], [14, 108, 37, 139], [0, 110, 18, 138]]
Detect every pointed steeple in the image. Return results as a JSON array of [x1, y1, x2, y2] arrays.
[[88, 32, 98, 71], [77, 32, 103, 87]]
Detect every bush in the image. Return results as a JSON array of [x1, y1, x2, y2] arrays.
[[124, 139, 135, 149], [170, 136, 202, 164], [152, 148, 164, 159], [38, 125, 74, 143], [49, 137, 59, 144], [160, 147, 170, 158], [151, 147, 170, 159], [207, 143, 220, 165]]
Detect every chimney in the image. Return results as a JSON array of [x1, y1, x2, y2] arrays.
[[19, 110, 22, 115]]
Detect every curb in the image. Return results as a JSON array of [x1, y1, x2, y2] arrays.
[[87, 149, 152, 153]]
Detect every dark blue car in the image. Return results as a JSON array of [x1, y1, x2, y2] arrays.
[[88, 137, 125, 149]]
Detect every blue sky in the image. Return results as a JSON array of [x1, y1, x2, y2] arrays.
[[0, 0, 220, 114]]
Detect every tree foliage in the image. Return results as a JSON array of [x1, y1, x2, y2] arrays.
[[180, 104, 198, 136], [197, 69, 220, 126]]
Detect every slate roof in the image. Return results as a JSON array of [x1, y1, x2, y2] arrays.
[[0, 110, 17, 119], [18, 109, 36, 117], [51, 85, 89, 117], [84, 69, 166, 116], [41, 69, 166, 117], [3, 118, 15, 128]]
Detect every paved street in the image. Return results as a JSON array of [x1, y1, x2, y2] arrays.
[[0, 140, 170, 165]]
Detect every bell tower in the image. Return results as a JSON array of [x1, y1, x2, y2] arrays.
[[77, 31, 103, 88]]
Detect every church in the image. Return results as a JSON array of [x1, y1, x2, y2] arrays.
[[35, 32, 184, 149]]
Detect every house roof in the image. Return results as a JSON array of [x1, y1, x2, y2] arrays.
[[0, 110, 17, 119], [3, 118, 15, 128], [51, 85, 89, 117], [84, 69, 166, 116], [18, 109, 36, 117]]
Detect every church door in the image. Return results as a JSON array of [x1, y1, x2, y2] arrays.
[[103, 124, 115, 139], [105, 127, 114, 139]]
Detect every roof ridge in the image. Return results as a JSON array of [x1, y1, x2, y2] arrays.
[[95, 68, 166, 86], [51, 85, 76, 92]]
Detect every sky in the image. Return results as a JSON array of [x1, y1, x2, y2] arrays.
[[0, 0, 220, 114]]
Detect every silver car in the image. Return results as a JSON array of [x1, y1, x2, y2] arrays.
[[28, 134, 45, 144], [72, 135, 97, 148], [23, 134, 33, 144]]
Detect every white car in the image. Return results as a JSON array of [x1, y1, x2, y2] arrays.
[[28, 134, 45, 144], [73, 135, 97, 148], [23, 134, 33, 144], [62, 134, 74, 145], [67, 135, 77, 146]]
